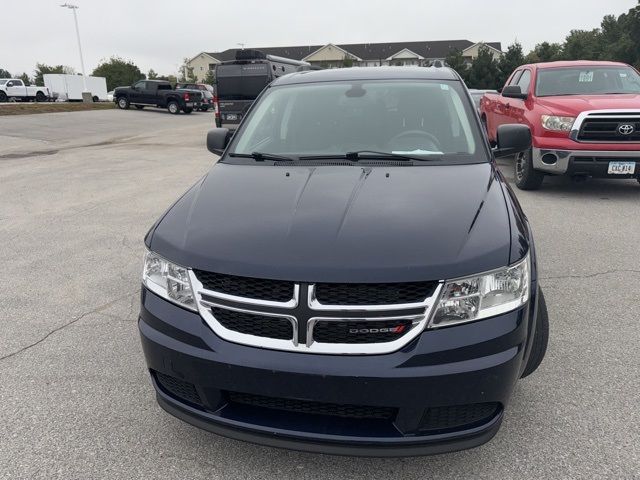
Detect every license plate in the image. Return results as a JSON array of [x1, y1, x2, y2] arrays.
[[226, 114, 238, 121], [608, 161, 636, 174], [186, 102, 194, 107]]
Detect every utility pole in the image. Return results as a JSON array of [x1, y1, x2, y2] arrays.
[[60, 3, 91, 100]]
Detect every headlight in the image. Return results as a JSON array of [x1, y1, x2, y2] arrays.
[[541, 115, 575, 132], [142, 250, 196, 311], [430, 254, 530, 328]]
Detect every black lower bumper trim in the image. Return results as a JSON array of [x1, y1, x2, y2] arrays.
[[155, 386, 503, 457]]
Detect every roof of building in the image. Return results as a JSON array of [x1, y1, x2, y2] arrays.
[[206, 40, 502, 62], [273, 66, 460, 86]]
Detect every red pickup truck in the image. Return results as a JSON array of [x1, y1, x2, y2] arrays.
[[480, 60, 640, 190]]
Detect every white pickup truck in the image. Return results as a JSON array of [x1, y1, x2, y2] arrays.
[[0, 79, 51, 102]]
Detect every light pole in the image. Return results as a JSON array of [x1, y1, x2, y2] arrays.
[[60, 3, 89, 94]]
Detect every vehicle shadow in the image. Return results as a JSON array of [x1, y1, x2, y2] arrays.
[[496, 157, 639, 200]]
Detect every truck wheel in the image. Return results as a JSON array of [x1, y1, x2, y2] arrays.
[[35, 91, 47, 102], [0, 91, 7, 102], [117, 97, 130, 110], [521, 289, 549, 378], [135, 105, 145, 110], [183, 107, 193, 114], [167, 101, 180, 114], [515, 148, 544, 190], [92, 96, 99, 102]]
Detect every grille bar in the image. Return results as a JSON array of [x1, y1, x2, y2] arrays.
[[227, 391, 397, 420]]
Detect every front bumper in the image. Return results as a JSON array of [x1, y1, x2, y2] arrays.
[[532, 147, 640, 177], [139, 286, 539, 456]]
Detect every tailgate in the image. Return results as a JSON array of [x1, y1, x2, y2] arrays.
[[219, 100, 254, 125]]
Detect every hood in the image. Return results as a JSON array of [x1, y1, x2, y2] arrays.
[[536, 94, 640, 116], [149, 162, 512, 283]]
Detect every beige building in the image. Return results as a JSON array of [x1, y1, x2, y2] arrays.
[[185, 40, 503, 82]]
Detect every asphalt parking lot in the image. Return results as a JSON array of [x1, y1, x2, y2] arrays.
[[1, 109, 639, 479]]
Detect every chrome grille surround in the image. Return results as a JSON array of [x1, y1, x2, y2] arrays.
[[570, 109, 640, 143], [189, 271, 443, 355]]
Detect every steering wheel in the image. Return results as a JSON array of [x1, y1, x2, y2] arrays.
[[387, 130, 442, 152]]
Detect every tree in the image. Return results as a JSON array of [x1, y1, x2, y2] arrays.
[[92, 56, 144, 90], [497, 42, 525, 87], [33, 64, 72, 85], [562, 29, 603, 60], [179, 58, 196, 82], [0, 68, 11, 78], [147, 69, 158, 80], [445, 48, 469, 82], [524, 42, 563, 63], [203, 70, 215, 86], [157, 74, 177, 87], [467, 45, 500, 89], [341, 55, 354, 68], [18, 73, 31, 85]]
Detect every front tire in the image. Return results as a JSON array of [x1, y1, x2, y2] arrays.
[[117, 97, 130, 109], [167, 101, 180, 114], [521, 289, 549, 378], [515, 148, 545, 190], [0, 91, 7, 102]]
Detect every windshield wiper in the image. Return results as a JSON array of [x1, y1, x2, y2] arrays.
[[300, 151, 440, 162], [228, 151, 296, 162]]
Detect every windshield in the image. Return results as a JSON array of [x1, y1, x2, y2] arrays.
[[0, 79, 7, 85], [228, 80, 482, 163], [536, 66, 640, 96]]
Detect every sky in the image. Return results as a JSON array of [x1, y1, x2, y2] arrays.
[[0, 0, 636, 78]]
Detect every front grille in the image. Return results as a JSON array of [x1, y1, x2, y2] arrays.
[[314, 282, 437, 306], [227, 391, 397, 420], [154, 371, 203, 406], [313, 319, 415, 344], [211, 307, 293, 340], [418, 403, 499, 432], [578, 118, 640, 142], [194, 270, 294, 302]]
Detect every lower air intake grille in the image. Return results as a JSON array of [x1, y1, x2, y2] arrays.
[[227, 391, 397, 420], [211, 307, 293, 340], [314, 282, 438, 305], [193, 270, 294, 302], [154, 371, 203, 406], [419, 403, 500, 432], [313, 319, 414, 344]]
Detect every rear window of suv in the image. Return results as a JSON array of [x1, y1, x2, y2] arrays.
[[229, 80, 483, 163]]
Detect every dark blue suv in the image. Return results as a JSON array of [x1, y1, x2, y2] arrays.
[[139, 67, 549, 456]]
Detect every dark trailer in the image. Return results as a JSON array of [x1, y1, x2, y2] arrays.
[[215, 49, 311, 128]]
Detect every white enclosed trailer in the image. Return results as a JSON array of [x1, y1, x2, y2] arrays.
[[43, 74, 108, 101]]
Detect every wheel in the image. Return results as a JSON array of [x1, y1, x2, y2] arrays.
[[184, 107, 193, 114], [515, 148, 545, 190], [0, 91, 7, 102], [117, 97, 130, 109], [521, 288, 549, 378], [92, 96, 99, 102], [135, 105, 145, 110], [167, 101, 180, 114], [35, 91, 46, 102]]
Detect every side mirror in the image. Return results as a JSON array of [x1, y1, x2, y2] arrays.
[[494, 124, 531, 158], [502, 85, 528, 100], [207, 128, 231, 155]]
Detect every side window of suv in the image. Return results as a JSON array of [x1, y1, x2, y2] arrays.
[[517, 70, 532, 94], [134, 81, 147, 90]]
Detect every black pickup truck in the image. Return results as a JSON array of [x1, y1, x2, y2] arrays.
[[114, 80, 202, 114]]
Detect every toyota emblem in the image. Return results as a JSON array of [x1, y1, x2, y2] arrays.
[[618, 123, 635, 135]]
